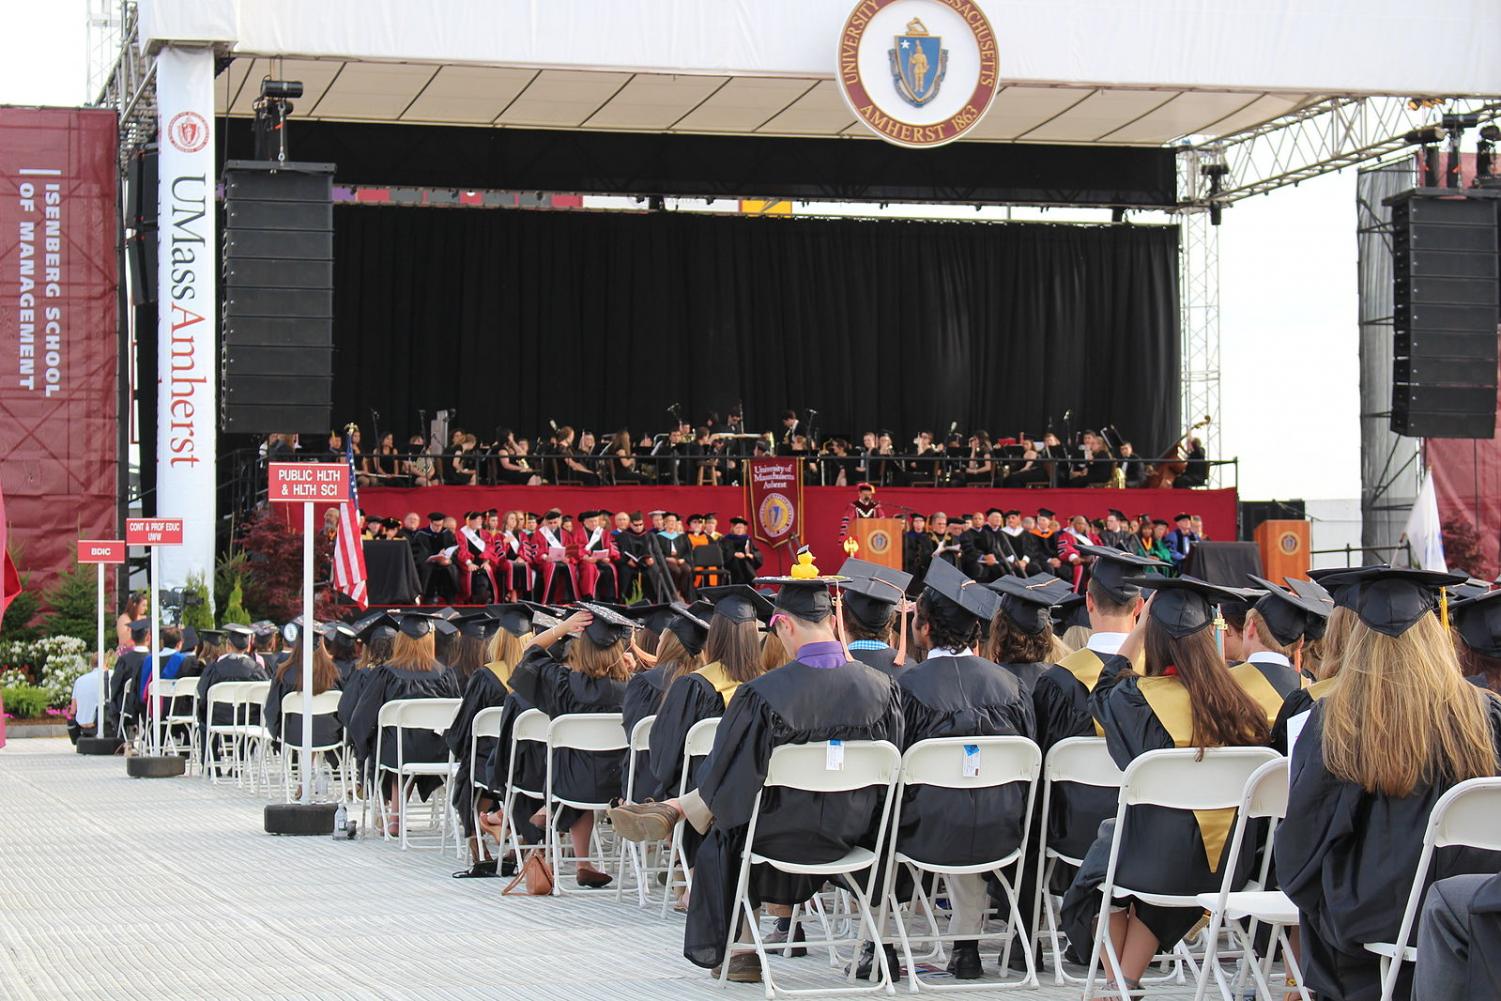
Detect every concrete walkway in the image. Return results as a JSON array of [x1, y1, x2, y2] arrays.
[[0, 739, 1207, 1000]]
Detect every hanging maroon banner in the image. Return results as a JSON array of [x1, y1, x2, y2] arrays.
[[0, 107, 119, 593], [744, 457, 804, 550]]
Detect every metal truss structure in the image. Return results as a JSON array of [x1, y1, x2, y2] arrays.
[[91, 1, 155, 163]]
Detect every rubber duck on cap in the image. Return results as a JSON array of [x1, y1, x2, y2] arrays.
[[789, 546, 820, 579]]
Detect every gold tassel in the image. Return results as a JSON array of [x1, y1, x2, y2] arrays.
[[1441, 589, 1450, 631], [894, 599, 909, 667], [832, 590, 852, 663]]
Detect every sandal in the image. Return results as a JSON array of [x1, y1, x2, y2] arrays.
[[452, 859, 499, 879], [1092, 981, 1144, 999]]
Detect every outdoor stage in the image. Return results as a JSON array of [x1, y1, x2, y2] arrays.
[[358, 485, 1238, 574]]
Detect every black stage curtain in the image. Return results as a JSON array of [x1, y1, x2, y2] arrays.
[[333, 206, 1180, 450]]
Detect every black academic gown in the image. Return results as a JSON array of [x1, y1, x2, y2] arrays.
[[262, 667, 343, 749], [1032, 648, 1119, 869], [333, 656, 357, 686], [849, 644, 902, 681], [896, 653, 1035, 867], [1060, 653, 1262, 953], [194, 653, 267, 761], [445, 669, 510, 837], [649, 668, 738, 866], [621, 664, 670, 800], [1275, 698, 1501, 1001], [506, 645, 628, 828], [720, 535, 763, 586], [484, 689, 549, 844], [684, 657, 904, 969], [110, 648, 148, 730], [347, 663, 461, 800]]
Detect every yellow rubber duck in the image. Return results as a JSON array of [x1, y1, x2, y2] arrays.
[[789, 546, 820, 579]]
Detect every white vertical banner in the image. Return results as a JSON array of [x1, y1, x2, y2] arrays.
[[1402, 474, 1448, 572], [155, 46, 217, 589]]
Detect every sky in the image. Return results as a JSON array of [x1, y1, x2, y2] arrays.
[[2, 0, 1365, 502]]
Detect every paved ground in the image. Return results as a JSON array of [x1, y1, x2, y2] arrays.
[[0, 739, 1214, 1000]]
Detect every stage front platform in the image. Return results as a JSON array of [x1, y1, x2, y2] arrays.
[[359, 486, 1238, 574]]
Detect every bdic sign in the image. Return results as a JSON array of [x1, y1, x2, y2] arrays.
[[125, 518, 185, 546], [268, 463, 349, 503], [76, 540, 125, 564]]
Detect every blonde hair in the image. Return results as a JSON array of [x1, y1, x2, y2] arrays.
[[485, 628, 528, 680], [758, 630, 788, 674], [1246, 608, 1301, 659], [655, 630, 705, 687], [1060, 624, 1092, 655], [1313, 605, 1357, 681], [388, 631, 440, 672], [566, 635, 631, 682], [1322, 612, 1496, 797]]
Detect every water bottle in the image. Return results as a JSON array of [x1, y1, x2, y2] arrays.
[[332, 801, 348, 839]]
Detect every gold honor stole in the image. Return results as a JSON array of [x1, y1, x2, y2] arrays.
[[1228, 662, 1288, 728], [695, 661, 742, 708], [1306, 676, 1337, 701], [486, 659, 516, 691], [1135, 675, 1234, 873], [1059, 646, 1146, 737]]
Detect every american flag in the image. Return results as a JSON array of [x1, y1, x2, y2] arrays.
[[332, 431, 368, 608]]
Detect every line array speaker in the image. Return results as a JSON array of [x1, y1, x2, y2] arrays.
[[221, 160, 336, 434], [1388, 189, 1500, 438]]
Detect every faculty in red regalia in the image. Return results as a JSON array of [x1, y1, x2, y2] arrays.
[[529, 508, 578, 604], [487, 510, 532, 602], [572, 510, 621, 601], [455, 511, 499, 604]]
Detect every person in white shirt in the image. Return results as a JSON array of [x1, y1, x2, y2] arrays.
[[68, 664, 111, 745]]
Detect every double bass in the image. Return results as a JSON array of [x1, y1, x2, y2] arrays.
[[1145, 416, 1211, 489]]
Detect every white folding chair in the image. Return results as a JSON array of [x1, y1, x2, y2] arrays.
[[723, 739, 903, 999], [499, 707, 551, 866], [879, 736, 1042, 992], [377, 698, 462, 850], [660, 716, 721, 916], [544, 712, 628, 894], [468, 705, 505, 860], [203, 681, 248, 784], [1031, 736, 1125, 985], [116, 677, 137, 745], [157, 677, 201, 771], [234, 680, 274, 792], [1083, 746, 1281, 1001], [1362, 776, 1501, 1001], [278, 690, 347, 803], [616, 714, 659, 905], [1192, 757, 1308, 1001]]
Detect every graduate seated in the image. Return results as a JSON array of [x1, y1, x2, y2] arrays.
[[262, 630, 343, 797], [1451, 588, 1501, 696], [504, 603, 637, 889], [347, 614, 462, 836], [619, 604, 709, 801], [195, 624, 269, 769], [1059, 577, 1272, 996], [608, 561, 904, 984], [1276, 568, 1501, 1001], [836, 557, 913, 679]]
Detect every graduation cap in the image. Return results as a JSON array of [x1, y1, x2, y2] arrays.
[[128, 618, 150, 638], [688, 598, 716, 622], [432, 606, 461, 621], [624, 602, 678, 637], [433, 616, 459, 639], [251, 620, 277, 639], [427, 511, 445, 522], [754, 550, 848, 622], [1052, 590, 1090, 633], [455, 611, 503, 641], [1076, 544, 1170, 603], [697, 585, 775, 624], [836, 557, 913, 629], [1036, 507, 1056, 519], [1452, 590, 1501, 658], [1246, 575, 1330, 647], [197, 628, 225, 646], [664, 603, 711, 656], [224, 622, 254, 648], [1285, 578, 1334, 641], [1122, 575, 1247, 639], [326, 621, 358, 643], [180, 626, 198, 650], [1324, 566, 1468, 637], [485, 603, 535, 638], [352, 611, 397, 641], [921, 557, 999, 622], [529, 609, 562, 633], [394, 612, 437, 639], [1450, 578, 1495, 602], [577, 601, 637, 647], [989, 576, 1057, 635]]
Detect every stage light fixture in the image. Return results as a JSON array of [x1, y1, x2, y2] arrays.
[[1478, 124, 1500, 181], [1440, 113, 1480, 189], [1201, 161, 1230, 226], [253, 77, 304, 163], [1404, 127, 1446, 187]]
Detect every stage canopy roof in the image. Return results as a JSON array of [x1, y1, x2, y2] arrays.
[[136, 0, 1501, 149]]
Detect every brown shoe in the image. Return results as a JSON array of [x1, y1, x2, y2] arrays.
[[711, 953, 763, 983], [606, 801, 679, 843]]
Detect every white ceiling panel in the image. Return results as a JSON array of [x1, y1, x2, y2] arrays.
[[585, 73, 730, 130], [498, 68, 632, 127], [310, 61, 437, 119], [758, 80, 854, 135], [1100, 91, 1266, 144], [224, 58, 346, 117], [401, 64, 535, 123], [1195, 93, 1315, 138], [214, 56, 257, 115], [1020, 89, 1176, 143], [966, 87, 1093, 140], [673, 77, 817, 132]]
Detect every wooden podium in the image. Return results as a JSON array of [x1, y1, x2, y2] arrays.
[[1254, 519, 1311, 583], [848, 518, 906, 570]]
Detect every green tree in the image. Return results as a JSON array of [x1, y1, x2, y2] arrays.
[[0, 569, 41, 643], [181, 571, 215, 631], [222, 575, 252, 626], [39, 562, 102, 648]]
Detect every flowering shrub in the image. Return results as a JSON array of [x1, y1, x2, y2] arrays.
[[0, 637, 91, 707]]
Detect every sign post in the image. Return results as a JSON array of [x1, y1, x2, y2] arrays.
[[76, 540, 125, 754], [264, 462, 348, 835], [123, 518, 185, 777]]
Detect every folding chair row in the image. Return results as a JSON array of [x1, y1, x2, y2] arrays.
[[373, 697, 463, 851]]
